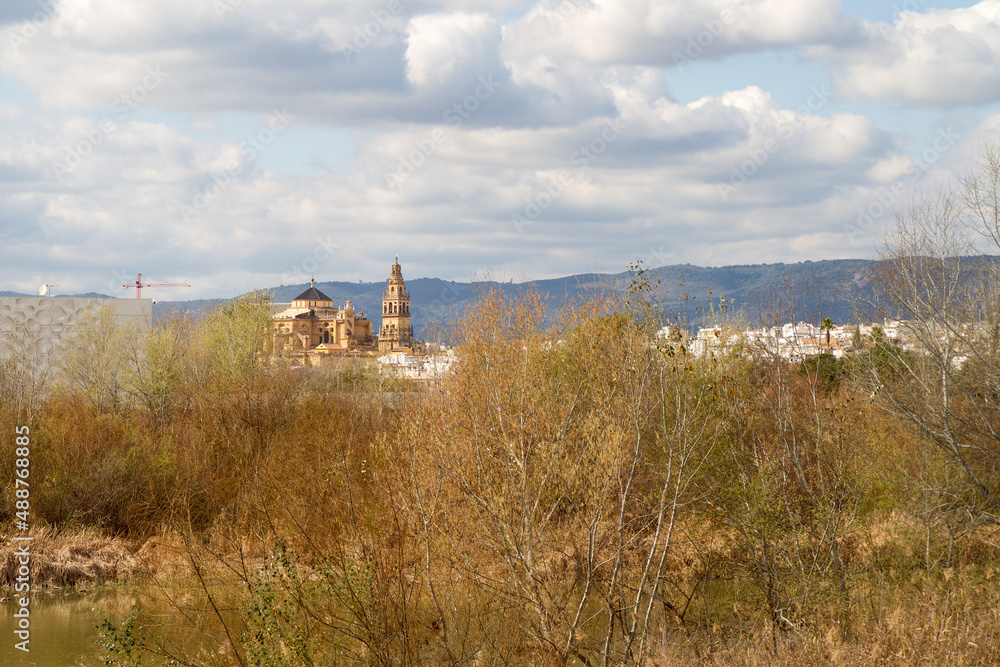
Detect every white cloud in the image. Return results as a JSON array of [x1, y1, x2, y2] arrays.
[[406, 13, 504, 88], [0, 0, 864, 127], [0, 0, 994, 299], [504, 0, 859, 67], [819, 0, 1000, 106], [0, 1, 550, 126], [1, 81, 909, 297]]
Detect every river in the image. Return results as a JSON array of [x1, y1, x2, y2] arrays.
[[1, 588, 136, 666]]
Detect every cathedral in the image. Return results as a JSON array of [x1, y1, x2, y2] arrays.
[[272, 257, 413, 356]]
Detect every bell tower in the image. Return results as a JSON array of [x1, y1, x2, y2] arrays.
[[379, 255, 413, 353]]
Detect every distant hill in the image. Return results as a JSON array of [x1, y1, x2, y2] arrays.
[[151, 258, 879, 336], [0, 291, 116, 298]]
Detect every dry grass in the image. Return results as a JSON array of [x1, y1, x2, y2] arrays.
[[644, 567, 1000, 666], [0, 525, 139, 588]]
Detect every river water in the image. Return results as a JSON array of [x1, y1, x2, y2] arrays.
[[1, 588, 136, 666]]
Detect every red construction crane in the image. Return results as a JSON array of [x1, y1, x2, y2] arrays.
[[123, 273, 191, 299]]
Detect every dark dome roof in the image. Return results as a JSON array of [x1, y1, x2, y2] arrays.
[[293, 280, 332, 303]]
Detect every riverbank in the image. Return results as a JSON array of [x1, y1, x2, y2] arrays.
[[0, 527, 140, 589]]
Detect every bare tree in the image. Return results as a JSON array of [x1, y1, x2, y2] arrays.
[[59, 303, 135, 412], [861, 144, 1000, 523], [400, 283, 720, 665]]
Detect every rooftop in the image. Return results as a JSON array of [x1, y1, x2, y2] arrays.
[[293, 278, 333, 304]]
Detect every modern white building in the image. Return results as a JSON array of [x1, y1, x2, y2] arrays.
[[0, 296, 152, 357]]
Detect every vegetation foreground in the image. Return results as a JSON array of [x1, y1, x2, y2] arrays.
[[0, 268, 998, 665]]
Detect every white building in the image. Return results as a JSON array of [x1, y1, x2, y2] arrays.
[[378, 348, 457, 380], [0, 296, 152, 357]]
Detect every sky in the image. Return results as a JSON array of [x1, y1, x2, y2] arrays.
[[1, 0, 999, 299]]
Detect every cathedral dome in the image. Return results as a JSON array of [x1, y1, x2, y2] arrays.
[[292, 279, 333, 307]]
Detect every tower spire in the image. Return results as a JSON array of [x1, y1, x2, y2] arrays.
[[380, 256, 413, 353]]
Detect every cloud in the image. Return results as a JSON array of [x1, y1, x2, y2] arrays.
[[0, 1, 551, 126], [0, 0, 862, 128], [0, 75, 917, 298], [2, 1, 404, 113], [0, 0, 53, 27], [0, 0, 992, 300], [817, 0, 1000, 106], [504, 0, 860, 67], [406, 13, 504, 88]]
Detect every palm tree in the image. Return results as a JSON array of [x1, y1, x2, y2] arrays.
[[821, 317, 834, 353]]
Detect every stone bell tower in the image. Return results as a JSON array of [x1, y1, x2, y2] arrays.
[[379, 256, 413, 353]]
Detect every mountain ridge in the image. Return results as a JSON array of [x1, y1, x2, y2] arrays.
[[0, 260, 877, 334], [149, 258, 877, 334]]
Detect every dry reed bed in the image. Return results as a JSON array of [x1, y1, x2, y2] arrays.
[[0, 526, 140, 588], [643, 568, 1000, 666]]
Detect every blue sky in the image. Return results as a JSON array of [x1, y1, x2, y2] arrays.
[[1, 0, 999, 298]]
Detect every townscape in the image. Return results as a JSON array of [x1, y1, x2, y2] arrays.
[[689, 319, 959, 361]]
